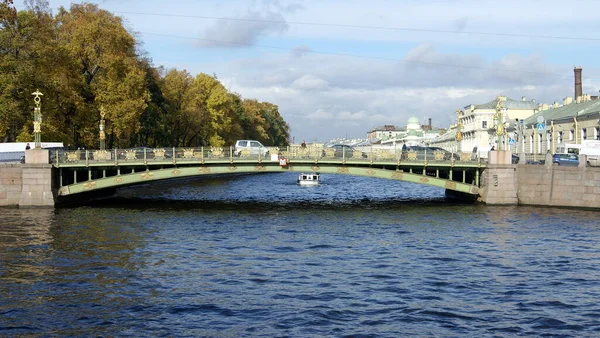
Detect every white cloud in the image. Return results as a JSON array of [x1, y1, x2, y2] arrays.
[[291, 75, 329, 91], [197, 10, 289, 48]]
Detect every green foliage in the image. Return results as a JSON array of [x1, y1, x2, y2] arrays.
[[0, 3, 290, 148]]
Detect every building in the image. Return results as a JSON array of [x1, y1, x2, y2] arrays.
[[366, 125, 405, 142], [456, 95, 538, 157], [379, 117, 445, 147], [519, 95, 600, 154], [429, 125, 459, 153], [515, 67, 600, 155]]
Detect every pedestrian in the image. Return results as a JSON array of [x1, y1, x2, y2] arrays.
[[25, 143, 30, 150]]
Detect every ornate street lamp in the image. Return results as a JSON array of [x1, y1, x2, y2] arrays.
[[455, 109, 464, 153], [494, 95, 506, 150], [31, 89, 43, 149], [99, 107, 106, 150]]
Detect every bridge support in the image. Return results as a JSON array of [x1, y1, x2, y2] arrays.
[[19, 149, 56, 207], [478, 150, 518, 205]]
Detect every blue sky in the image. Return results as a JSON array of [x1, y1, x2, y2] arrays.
[[29, 0, 600, 142]]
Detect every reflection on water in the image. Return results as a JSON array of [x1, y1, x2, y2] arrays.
[[1, 173, 600, 337]]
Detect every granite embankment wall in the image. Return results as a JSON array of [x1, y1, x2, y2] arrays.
[[480, 164, 600, 208], [0, 163, 55, 207], [516, 165, 600, 209], [0, 164, 23, 206]]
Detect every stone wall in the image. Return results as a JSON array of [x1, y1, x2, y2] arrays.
[[478, 165, 518, 205], [0, 164, 23, 206], [480, 163, 600, 209], [516, 165, 600, 209], [19, 164, 55, 207]]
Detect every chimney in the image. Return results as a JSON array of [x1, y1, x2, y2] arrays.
[[428, 118, 432, 129], [574, 66, 582, 101]]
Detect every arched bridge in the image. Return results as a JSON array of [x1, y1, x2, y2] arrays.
[[51, 146, 486, 198]]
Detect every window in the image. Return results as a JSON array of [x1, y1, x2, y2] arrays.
[[582, 128, 587, 141], [529, 135, 533, 153], [595, 127, 600, 140], [569, 130, 574, 141], [558, 131, 563, 144], [482, 121, 487, 129]]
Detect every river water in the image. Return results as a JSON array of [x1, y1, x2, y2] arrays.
[[1, 172, 599, 337]]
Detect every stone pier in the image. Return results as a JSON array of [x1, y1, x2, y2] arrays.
[[479, 150, 518, 205], [19, 149, 55, 207]]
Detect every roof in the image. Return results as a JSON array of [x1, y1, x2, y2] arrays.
[[466, 96, 537, 110], [524, 99, 600, 125], [407, 116, 420, 124]]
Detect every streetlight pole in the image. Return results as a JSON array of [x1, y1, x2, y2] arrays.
[[455, 109, 463, 153], [494, 95, 506, 150], [31, 89, 43, 149], [99, 107, 106, 150]]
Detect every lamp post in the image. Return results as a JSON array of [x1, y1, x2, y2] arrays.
[[494, 96, 506, 150], [99, 107, 106, 150], [31, 89, 43, 149], [455, 109, 463, 153]]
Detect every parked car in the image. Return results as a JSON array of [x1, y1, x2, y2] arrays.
[[234, 140, 269, 157], [427, 147, 460, 160], [328, 144, 367, 158], [404, 146, 458, 161], [552, 153, 579, 166]]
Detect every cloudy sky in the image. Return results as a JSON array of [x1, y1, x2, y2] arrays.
[[34, 0, 600, 142]]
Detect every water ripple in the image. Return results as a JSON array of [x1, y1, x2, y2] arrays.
[[1, 174, 599, 337]]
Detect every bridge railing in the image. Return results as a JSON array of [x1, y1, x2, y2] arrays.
[[51, 146, 484, 166]]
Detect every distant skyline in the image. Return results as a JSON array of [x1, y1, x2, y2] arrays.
[[23, 0, 600, 142]]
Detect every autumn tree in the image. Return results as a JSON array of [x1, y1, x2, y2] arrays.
[[54, 3, 147, 148]]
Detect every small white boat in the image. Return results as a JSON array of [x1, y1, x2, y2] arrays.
[[297, 173, 320, 186]]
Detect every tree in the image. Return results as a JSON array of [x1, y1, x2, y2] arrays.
[[54, 3, 147, 148]]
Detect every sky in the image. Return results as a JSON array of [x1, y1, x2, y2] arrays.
[[26, 0, 600, 142]]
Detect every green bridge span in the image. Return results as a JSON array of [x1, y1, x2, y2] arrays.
[[51, 147, 485, 199]]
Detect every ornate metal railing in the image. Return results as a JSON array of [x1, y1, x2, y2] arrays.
[[50, 146, 485, 166]]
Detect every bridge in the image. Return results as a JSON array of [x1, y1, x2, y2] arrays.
[[49, 146, 485, 198]]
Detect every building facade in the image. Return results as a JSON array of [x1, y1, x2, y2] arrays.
[[456, 95, 538, 156], [519, 95, 600, 154]]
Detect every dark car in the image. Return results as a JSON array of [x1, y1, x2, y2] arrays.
[[552, 153, 579, 166], [328, 144, 367, 159], [404, 146, 458, 161], [427, 147, 460, 160]]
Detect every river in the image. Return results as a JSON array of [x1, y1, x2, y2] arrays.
[[1, 172, 599, 337]]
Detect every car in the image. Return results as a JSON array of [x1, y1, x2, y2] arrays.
[[512, 153, 520, 164], [427, 147, 460, 160], [234, 140, 269, 157], [328, 144, 367, 158], [552, 153, 579, 166], [404, 146, 458, 161]]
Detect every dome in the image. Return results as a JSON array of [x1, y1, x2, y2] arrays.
[[407, 129, 418, 137], [407, 116, 420, 125]]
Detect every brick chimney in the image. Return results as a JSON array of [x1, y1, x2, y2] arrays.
[[428, 118, 432, 129], [574, 66, 582, 101]]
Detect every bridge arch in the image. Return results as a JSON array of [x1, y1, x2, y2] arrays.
[[57, 163, 480, 197]]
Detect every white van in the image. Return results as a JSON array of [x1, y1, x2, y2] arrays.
[[556, 142, 600, 166], [234, 140, 269, 157]]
